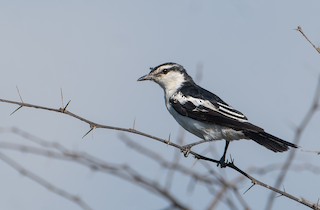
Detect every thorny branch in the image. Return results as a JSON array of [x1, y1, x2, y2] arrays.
[[0, 78, 320, 210], [0, 25, 319, 210], [119, 134, 247, 209], [296, 26, 320, 54], [0, 130, 190, 210], [119, 134, 215, 186], [265, 26, 320, 210], [0, 151, 94, 210]]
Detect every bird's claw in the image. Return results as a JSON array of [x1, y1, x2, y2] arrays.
[[181, 145, 191, 157], [217, 156, 228, 168]]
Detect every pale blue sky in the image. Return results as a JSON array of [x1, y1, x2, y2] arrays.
[[0, 1, 319, 210]]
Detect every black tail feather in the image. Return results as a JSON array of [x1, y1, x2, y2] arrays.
[[244, 131, 298, 152]]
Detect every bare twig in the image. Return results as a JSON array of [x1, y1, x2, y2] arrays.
[[0, 152, 93, 210], [202, 160, 249, 210], [248, 163, 320, 176], [60, 88, 64, 107], [296, 26, 320, 54], [0, 130, 189, 210], [265, 58, 320, 210], [10, 86, 24, 115], [119, 133, 216, 186], [207, 184, 228, 210], [0, 96, 318, 209], [266, 27, 320, 210], [164, 128, 185, 190], [266, 26, 320, 210]]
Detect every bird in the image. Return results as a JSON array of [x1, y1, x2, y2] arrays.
[[137, 62, 297, 167]]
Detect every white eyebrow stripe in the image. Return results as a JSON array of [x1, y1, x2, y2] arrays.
[[158, 64, 179, 71]]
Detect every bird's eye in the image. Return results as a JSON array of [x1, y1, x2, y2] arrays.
[[162, 69, 168, 74]]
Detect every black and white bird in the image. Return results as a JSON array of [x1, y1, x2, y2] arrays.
[[138, 62, 297, 167]]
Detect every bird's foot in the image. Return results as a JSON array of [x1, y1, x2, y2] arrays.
[[217, 155, 228, 168], [180, 145, 192, 157], [180, 140, 207, 157]]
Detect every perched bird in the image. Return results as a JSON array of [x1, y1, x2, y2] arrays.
[[138, 62, 297, 167]]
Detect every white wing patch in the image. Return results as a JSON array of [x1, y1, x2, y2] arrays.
[[172, 92, 248, 122], [217, 102, 248, 121]]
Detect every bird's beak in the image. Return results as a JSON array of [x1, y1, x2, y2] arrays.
[[137, 74, 152, 81]]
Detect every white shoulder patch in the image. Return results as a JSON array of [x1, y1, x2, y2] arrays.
[[173, 92, 217, 111]]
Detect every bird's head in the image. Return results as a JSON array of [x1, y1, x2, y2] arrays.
[[138, 62, 192, 93]]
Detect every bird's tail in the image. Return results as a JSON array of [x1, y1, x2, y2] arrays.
[[244, 131, 298, 152]]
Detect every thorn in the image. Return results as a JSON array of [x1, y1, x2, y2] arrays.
[[243, 183, 255, 194], [229, 154, 234, 164], [60, 88, 64, 108], [62, 100, 71, 113], [166, 133, 171, 145], [59, 88, 70, 113], [10, 86, 25, 115], [82, 125, 96, 139], [10, 105, 23, 116], [275, 194, 283, 198], [193, 154, 199, 160], [192, 158, 198, 168], [16, 86, 24, 103], [132, 118, 136, 130], [276, 185, 286, 198], [295, 25, 302, 31]]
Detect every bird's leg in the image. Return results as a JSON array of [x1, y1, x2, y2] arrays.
[[181, 140, 207, 157], [217, 140, 230, 168]]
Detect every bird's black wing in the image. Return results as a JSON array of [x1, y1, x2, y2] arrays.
[[170, 82, 298, 152], [170, 82, 263, 132]]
